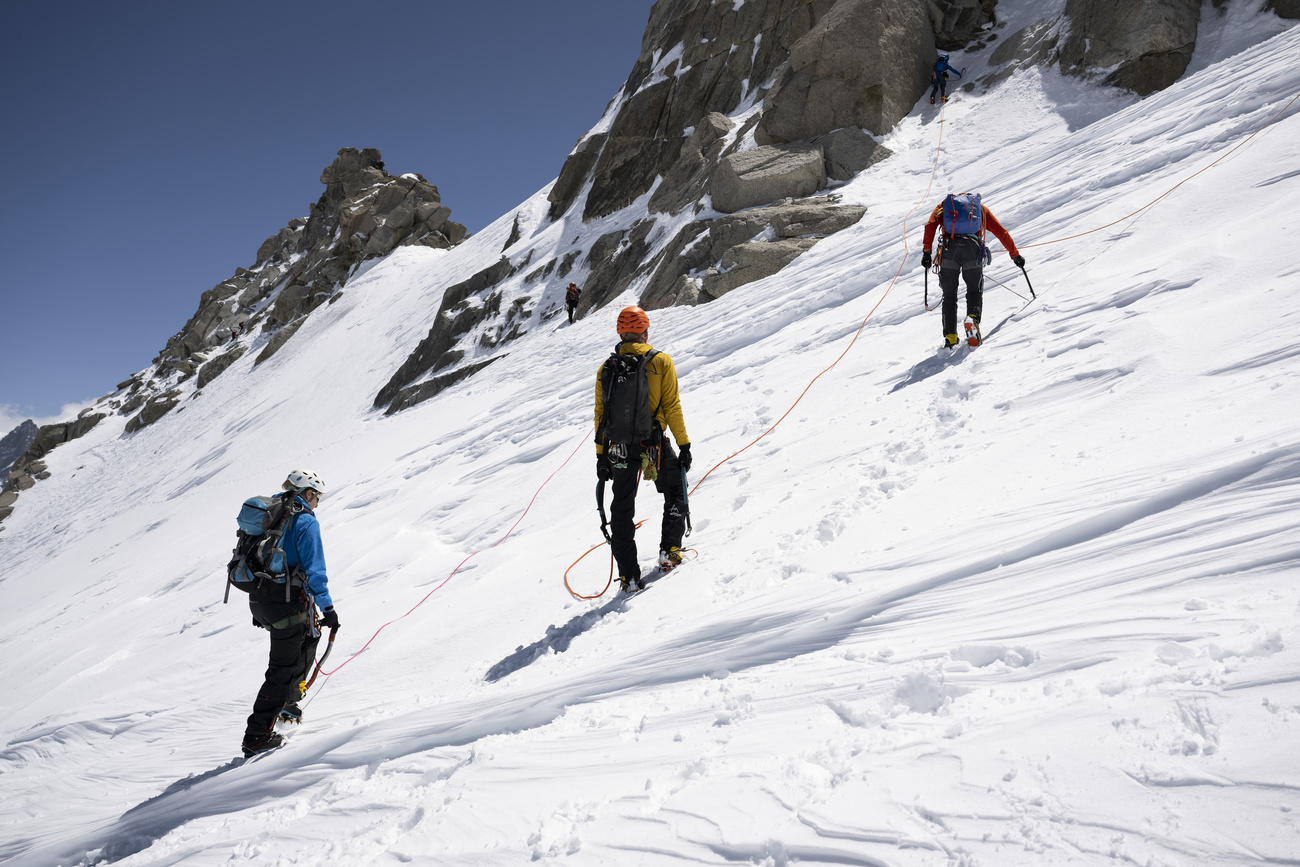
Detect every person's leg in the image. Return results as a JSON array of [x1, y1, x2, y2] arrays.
[[655, 444, 687, 554], [939, 266, 961, 338], [246, 600, 308, 736], [609, 457, 641, 580], [963, 265, 984, 323]]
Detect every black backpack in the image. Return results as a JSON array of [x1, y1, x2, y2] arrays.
[[224, 494, 306, 602], [598, 346, 660, 445]]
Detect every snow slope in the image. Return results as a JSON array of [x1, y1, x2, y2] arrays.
[[2, 5, 1299, 866]]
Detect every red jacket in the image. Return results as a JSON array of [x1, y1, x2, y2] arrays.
[[923, 203, 1020, 259]]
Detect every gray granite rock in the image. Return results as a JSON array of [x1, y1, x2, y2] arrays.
[[1060, 0, 1200, 95], [757, 0, 935, 143], [817, 127, 893, 181], [702, 238, 821, 299], [711, 144, 827, 213]]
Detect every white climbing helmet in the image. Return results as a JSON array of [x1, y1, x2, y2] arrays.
[[283, 468, 326, 495]]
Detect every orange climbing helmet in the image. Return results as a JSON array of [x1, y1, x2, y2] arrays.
[[616, 306, 649, 335]]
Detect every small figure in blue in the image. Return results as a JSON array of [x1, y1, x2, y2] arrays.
[[930, 54, 962, 104]]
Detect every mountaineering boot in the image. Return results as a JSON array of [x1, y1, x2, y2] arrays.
[[619, 575, 645, 594], [658, 547, 684, 572], [929, 96, 935, 105], [242, 729, 284, 758], [278, 703, 303, 725], [964, 318, 981, 347], [944, 333, 960, 349]]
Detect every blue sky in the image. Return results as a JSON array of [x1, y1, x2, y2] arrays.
[[0, 0, 653, 429]]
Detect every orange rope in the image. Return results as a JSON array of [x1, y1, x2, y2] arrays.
[[692, 106, 948, 491], [564, 105, 952, 594]]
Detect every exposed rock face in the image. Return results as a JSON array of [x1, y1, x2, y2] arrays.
[[703, 238, 822, 299], [559, 0, 843, 223], [930, 0, 998, 50], [1059, 0, 1201, 95], [649, 113, 735, 216], [106, 148, 470, 434], [124, 391, 182, 434], [642, 197, 865, 307], [0, 420, 38, 481], [2, 414, 104, 524], [818, 127, 893, 181], [711, 143, 828, 213], [374, 258, 514, 412], [1268, 0, 1300, 17], [756, 0, 935, 144], [548, 135, 608, 220], [197, 346, 248, 389]]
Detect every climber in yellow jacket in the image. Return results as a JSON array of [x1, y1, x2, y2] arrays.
[[594, 306, 692, 592]]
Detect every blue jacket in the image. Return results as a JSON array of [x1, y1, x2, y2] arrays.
[[280, 494, 333, 609], [934, 58, 961, 78]]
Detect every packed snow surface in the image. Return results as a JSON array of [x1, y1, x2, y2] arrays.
[[2, 6, 1298, 866]]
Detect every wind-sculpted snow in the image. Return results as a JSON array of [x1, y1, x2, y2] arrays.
[[2, 4, 1299, 865]]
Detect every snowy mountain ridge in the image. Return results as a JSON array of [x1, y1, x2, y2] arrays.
[[2, 2, 1299, 865]]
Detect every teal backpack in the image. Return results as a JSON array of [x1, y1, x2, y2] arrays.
[[224, 494, 304, 602]]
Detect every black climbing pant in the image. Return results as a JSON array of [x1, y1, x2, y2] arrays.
[[246, 592, 318, 735], [609, 440, 688, 580], [938, 235, 984, 336]]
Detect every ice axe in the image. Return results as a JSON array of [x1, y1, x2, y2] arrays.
[[1019, 263, 1036, 299], [303, 626, 338, 693]]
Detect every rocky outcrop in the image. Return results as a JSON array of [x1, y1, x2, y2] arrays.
[[649, 113, 735, 216], [817, 127, 893, 181], [1, 413, 104, 525], [985, 0, 1213, 95], [711, 143, 828, 213], [0, 420, 38, 481], [556, 0, 842, 223], [703, 238, 822, 298], [642, 197, 865, 307], [105, 148, 470, 434], [930, 0, 998, 51], [124, 391, 182, 434], [756, 0, 935, 145], [374, 257, 515, 412], [1059, 0, 1200, 96], [1268, 0, 1300, 17]]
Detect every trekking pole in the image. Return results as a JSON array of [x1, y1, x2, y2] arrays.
[[303, 626, 338, 692], [596, 480, 612, 543], [1019, 264, 1036, 299], [680, 466, 692, 537], [924, 263, 930, 310]]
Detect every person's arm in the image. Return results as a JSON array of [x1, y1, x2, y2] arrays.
[[922, 204, 943, 252], [653, 354, 690, 447], [982, 207, 1020, 259], [593, 361, 606, 454], [294, 512, 332, 609]]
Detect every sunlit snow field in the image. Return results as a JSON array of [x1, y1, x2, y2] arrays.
[[2, 2, 1298, 865]]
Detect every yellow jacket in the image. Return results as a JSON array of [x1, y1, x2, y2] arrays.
[[594, 342, 690, 453]]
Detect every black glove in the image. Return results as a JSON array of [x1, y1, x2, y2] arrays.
[[252, 616, 265, 629], [678, 443, 693, 472], [921, 250, 932, 269], [320, 607, 340, 630], [596, 454, 612, 481], [1013, 255, 1025, 268]]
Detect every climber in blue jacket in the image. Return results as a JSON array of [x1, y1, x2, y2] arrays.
[[930, 54, 962, 104], [242, 469, 339, 758]]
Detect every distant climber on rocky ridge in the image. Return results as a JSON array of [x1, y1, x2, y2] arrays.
[[565, 282, 581, 324]]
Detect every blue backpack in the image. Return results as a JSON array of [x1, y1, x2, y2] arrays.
[[224, 494, 304, 602], [942, 192, 982, 236]]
